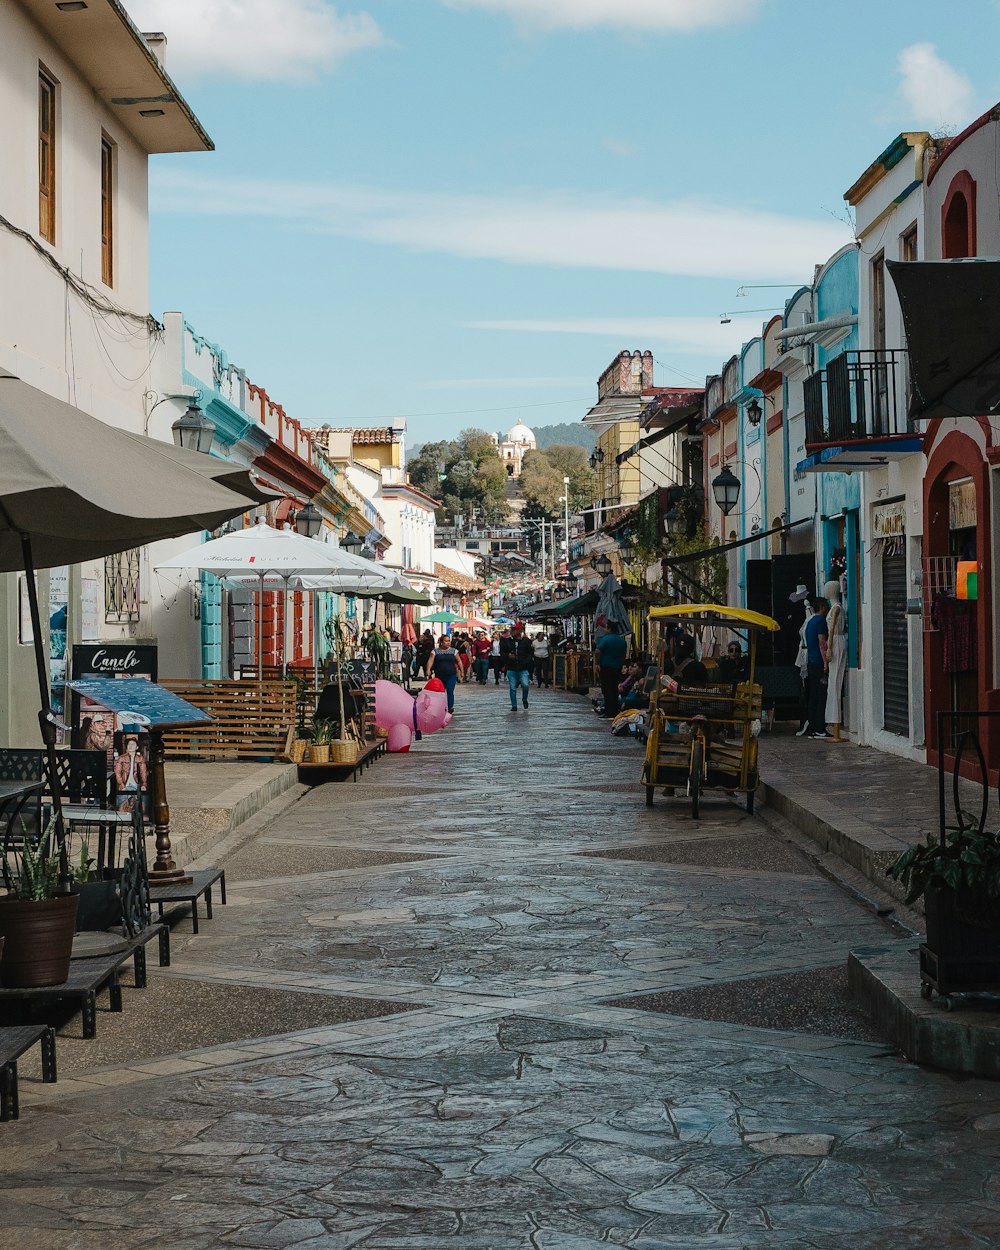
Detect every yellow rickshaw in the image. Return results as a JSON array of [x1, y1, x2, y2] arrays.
[[641, 604, 780, 818]]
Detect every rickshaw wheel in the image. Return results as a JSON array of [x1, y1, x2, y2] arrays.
[[690, 739, 703, 820]]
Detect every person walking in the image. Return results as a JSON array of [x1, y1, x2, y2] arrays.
[[532, 631, 550, 688], [489, 632, 504, 684], [416, 629, 434, 680], [595, 623, 628, 718], [506, 627, 534, 710], [472, 631, 492, 684], [428, 633, 460, 714]]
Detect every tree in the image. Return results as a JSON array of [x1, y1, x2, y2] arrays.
[[519, 444, 596, 516], [406, 429, 510, 524]]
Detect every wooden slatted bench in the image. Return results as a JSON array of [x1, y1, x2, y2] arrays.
[[0, 923, 169, 1040], [149, 867, 226, 934], [0, 1025, 56, 1121], [160, 679, 296, 762]]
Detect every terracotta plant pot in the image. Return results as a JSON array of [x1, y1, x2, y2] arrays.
[[0, 893, 80, 988]]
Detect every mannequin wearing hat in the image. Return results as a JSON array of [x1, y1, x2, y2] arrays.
[[782, 584, 810, 667], [824, 577, 847, 741]]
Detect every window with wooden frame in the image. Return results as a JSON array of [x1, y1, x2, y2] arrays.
[[38, 68, 57, 243], [100, 135, 114, 286], [900, 221, 918, 264]]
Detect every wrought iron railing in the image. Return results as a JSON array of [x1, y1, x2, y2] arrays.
[[804, 349, 910, 446]]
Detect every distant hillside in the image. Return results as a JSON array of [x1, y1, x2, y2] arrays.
[[410, 421, 594, 461], [532, 423, 595, 451]]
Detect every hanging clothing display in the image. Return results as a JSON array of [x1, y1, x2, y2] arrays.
[[935, 593, 976, 673]]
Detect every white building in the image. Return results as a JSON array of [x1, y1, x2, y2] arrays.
[[0, 2, 210, 742], [494, 420, 536, 477]]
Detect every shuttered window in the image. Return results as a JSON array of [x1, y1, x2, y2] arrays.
[[38, 69, 56, 244], [101, 135, 114, 287]]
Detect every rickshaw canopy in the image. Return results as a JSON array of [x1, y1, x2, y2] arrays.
[[648, 604, 780, 632]]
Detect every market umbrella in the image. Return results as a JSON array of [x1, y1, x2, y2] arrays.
[[156, 522, 389, 691], [421, 610, 464, 625], [0, 366, 273, 875], [400, 604, 417, 646], [594, 573, 633, 640]]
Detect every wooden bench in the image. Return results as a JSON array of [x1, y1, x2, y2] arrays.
[[149, 868, 226, 935], [160, 679, 296, 762], [296, 740, 386, 786], [0, 923, 169, 1039], [0, 1025, 56, 1121]]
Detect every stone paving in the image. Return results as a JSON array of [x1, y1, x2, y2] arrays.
[[5, 682, 1000, 1248]]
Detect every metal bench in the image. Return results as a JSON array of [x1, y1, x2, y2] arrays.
[[0, 1025, 56, 1121], [0, 923, 169, 1039], [149, 868, 226, 934]]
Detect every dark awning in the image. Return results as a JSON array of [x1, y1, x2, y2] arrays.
[[887, 258, 1000, 421]]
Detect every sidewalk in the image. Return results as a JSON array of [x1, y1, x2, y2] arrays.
[[758, 729, 998, 906]]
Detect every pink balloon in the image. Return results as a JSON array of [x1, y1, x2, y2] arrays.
[[386, 723, 412, 752], [374, 680, 414, 730], [414, 689, 449, 734]]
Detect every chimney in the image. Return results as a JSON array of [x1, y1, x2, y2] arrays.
[[143, 32, 167, 68]]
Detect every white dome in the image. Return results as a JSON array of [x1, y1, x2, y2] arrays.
[[505, 420, 535, 446]]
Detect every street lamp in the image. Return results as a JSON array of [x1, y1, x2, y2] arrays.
[[664, 506, 683, 537], [746, 398, 763, 427], [712, 465, 741, 516], [594, 553, 613, 578], [619, 535, 635, 563], [170, 401, 215, 454], [294, 501, 323, 539], [341, 531, 362, 555]]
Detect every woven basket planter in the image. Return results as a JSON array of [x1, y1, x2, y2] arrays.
[[305, 743, 330, 764], [289, 738, 308, 763], [330, 739, 358, 764]]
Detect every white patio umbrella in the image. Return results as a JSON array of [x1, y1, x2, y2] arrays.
[[155, 522, 389, 680]]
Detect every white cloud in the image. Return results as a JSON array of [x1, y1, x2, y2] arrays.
[[897, 42, 974, 130], [466, 316, 766, 356], [441, 0, 759, 33], [151, 170, 850, 281], [125, 0, 385, 82], [602, 136, 638, 159]]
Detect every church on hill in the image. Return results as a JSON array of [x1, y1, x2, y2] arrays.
[[492, 419, 536, 477]]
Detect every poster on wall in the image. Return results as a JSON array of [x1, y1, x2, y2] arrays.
[[70, 645, 158, 767]]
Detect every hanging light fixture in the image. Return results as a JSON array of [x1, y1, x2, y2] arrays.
[[594, 553, 613, 577], [171, 401, 215, 454], [712, 465, 741, 516], [341, 531, 362, 554], [663, 505, 683, 537], [618, 534, 635, 563], [746, 398, 763, 427], [293, 501, 323, 539]]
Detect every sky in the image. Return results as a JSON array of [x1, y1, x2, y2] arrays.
[[129, 0, 1000, 449]]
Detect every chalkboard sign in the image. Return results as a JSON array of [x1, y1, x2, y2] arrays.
[[340, 659, 377, 684], [66, 677, 212, 730]]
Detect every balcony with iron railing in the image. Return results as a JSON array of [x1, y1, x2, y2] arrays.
[[803, 349, 916, 449]]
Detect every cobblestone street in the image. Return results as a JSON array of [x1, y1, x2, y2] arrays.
[[5, 685, 1000, 1249]]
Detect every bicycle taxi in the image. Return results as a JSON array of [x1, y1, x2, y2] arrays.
[[641, 604, 780, 817]]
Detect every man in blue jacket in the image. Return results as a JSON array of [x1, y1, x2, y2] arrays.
[[506, 627, 534, 710]]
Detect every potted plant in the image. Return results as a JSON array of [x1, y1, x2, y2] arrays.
[[0, 822, 80, 987], [887, 821, 1000, 999], [305, 718, 332, 764]]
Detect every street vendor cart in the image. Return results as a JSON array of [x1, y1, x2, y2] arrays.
[[641, 605, 780, 817]]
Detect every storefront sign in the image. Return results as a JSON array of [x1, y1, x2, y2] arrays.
[[949, 479, 977, 530], [872, 501, 907, 538], [72, 644, 158, 679], [70, 645, 159, 757]]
